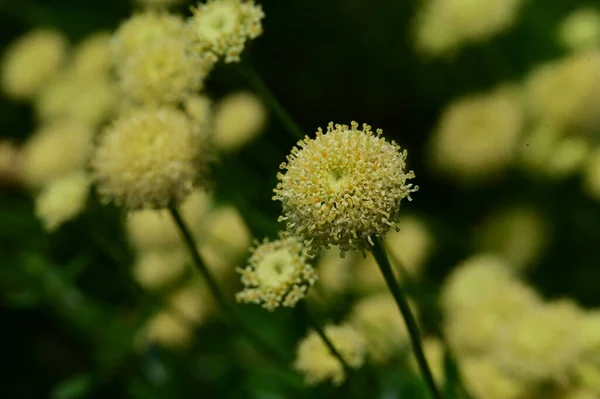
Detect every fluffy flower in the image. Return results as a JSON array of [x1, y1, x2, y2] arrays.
[[213, 91, 267, 151], [118, 37, 209, 106], [583, 147, 600, 201], [69, 32, 112, 80], [294, 324, 367, 385], [91, 107, 209, 209], [21, 121, 93, 188], [413, 0, 524, 57], [460, 357, 526, 399], [186, 0, 264, 63], [1, 29, 68, 100], [493, 300, 585, 382], [132, 248, 189, 290], [558, 8, 600, 52], [111, 10, 185, 65], [475, 205, 548, 270], [525, 50, 600, 132], [348, 293, 412, 363], [126, 189, 212, 250], [429, 85, 524, 184], [235, 234, 317, 311], [274, 121, 417, 256], [35, 171, 90, 231]]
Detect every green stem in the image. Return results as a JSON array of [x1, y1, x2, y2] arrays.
[[237, 64, 305, 140], [370, 236, 442, 399], [168, 206, 286, 364]]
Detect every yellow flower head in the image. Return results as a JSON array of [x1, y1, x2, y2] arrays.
[[21, 121, 94, 188], [235, 234, 317, 311], [184, 94, 213, 130], [132, 247, 189, 290], [168, 282, 214, 326], [135, 310, 193, 349], [460, 357, 526, 399], [111, 10, 185, 65], [294, 323, 366, 386], [1, 29, 68, 100], [274, 121, 417, 256], [70, 32, 112, 80], [558, 8, 600, 52], [91, 107, 209, 210], [187, 0, 264, 63], [348, 293, 413, 363], [213, 91, 267, 151], [118, 37, 210, 106], [35, 171, 91, 232]]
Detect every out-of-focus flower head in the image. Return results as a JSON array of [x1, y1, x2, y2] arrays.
[[294, 324, 366, 385], [428, 84, 524, 184], [132, 247, 189, 290], [460, 357, 527, 399], [235, 234, 317, 311], [385, 215, 433, 276], [202, 205, 251, 257], [69, 32, 113, 80], [213, 91, 267, 152], [408, 338, 446, 386], [135, 310, 193, 349], [558, 8, 600, 52], [35, 171, 90, 232], [186, 0, 264, 63], [91, 106, 210, 210], [274, 121, 417, 256], [1, 29, 68, 100]]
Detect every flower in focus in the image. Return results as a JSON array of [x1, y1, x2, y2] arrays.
[[558, 8, 600, 52], [428, 85, 524, 184], [213, 91, 267, 152], [348, 293, 412, 363], [274, 121, 417, 256], [21, 121, 94, 188], [186, 0, 264, 63], [91, 107, 209, 209], [35, 171, 91, 232], [235, 234, 317, 311], [1, 29, 68, 100], [294, 324, 366, 385]]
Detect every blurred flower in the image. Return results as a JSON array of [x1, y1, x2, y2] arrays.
[[1, 29, 68, 100], [545, 137, 591, 179], [69, 32, 112, 80], [348, 293, 412, 363], [519, 123, 564, 175], [525, 50, 600, 133], [35, 171, 90, 232], [118, 37, 210, 106], [187, 0, 264, 63], [274, 121, 417, 256], [385, 215, 433, 276], [168, 282, 214, 325], [111, 10, 184, 65], [184, 94, 213, 131], [294, 324, 366, 385], [91, 107, 209, 209], [235, 234, 317, 311], [414, 0, 524, 57], [213, 91, 267, 152], [126, 189, 212, 250], [475, 205, 549, 270], [460, 357, 527, 399], [136, 310, 193, 349], [202, 205, 251, 257], [132, 247, 189, 290], [493, 299, 585, 382], [428, 85, 524, 184], [312, 247, 353, 297], [576, 362, 600, 397], [21, 121, 93, 188], [558, 8, 600, 52], [582, 147, 600, 201], [408, 338, 445, 386]]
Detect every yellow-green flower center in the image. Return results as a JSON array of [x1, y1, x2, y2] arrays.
[[254, 249, 295, 288]]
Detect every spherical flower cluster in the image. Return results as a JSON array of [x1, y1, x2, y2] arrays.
[[35, 171, 91, 232], [69, 32, 112, 80], [460, 357, 526, 399], [413, 0, 524, 57], [475, 205, 548, 270], [118, 37, 208, 106], [235, 234, 317, 311], [203, 205, 252, 256], [91, 107, 209, 209], [348, 293, 412, 363], [274, 121, 418, 256], [213, 91, 267, 151], [132, 248, 189, 290], [136, 310, 192, 349], [168, 282, 213, 325], [111, 10, 184, 64], [493, 300, 585, 382], [21, 121, 94, 188], [1, 29, 68, 100], [186, 0, 264, 63], [294, 324, 367, 386], [525, 50, 600, 132], [184, 94, 213, 130], [558, 8, 600, 52], [428, 85, 524, 184]]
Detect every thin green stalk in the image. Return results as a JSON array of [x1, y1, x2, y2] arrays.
[[370, 236, 442, 399], [237, 64, 305, 140], [168, 206, 286, 364]]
